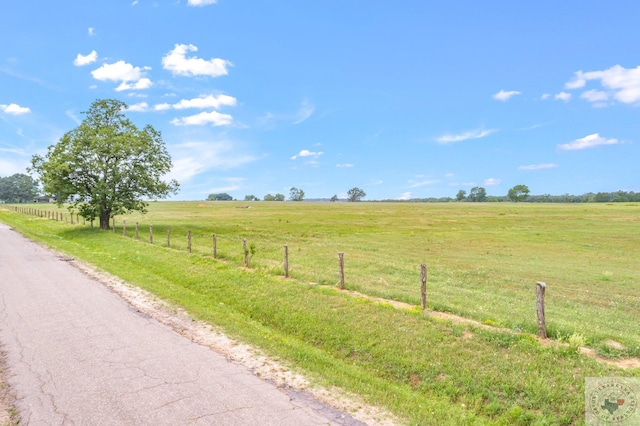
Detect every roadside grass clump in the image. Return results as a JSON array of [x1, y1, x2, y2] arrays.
[[2, 208, 638, 425]]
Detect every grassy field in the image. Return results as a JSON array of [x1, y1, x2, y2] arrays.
[[2, 201, 639, 424]]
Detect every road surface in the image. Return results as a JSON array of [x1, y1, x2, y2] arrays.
[[0, 223, 364, 425]]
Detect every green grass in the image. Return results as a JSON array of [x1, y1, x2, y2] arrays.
[[3, 202, 640, 424]]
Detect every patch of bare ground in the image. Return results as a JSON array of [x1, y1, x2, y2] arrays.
[[69, 259, 400, 426], [0, 350, 18, 425], [339, 287, 640, 370]]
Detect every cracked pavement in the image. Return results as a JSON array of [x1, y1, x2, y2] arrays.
[[0, 223, 366, 425]]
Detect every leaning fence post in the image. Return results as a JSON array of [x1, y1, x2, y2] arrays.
[[243, 238, 249, 267], [536, 281, 547, 338], [421, 264, 427, 311], [338, 252, 345, 290], [149, 225, 153, 244], [188, 230, 192, 253], [213, 234, 217, 258], [284, 245, 289, 278]]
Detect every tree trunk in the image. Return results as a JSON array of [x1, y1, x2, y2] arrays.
[[99, 208, 111, 230]]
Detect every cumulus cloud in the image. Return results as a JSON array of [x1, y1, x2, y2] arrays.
[[558, 133, 620, 151], [291, 149, 323, 160], [436, 128, 496, 144], [171, 111, 233, 126], [0, 103, 31, 115], [116, 78, 152, 92], [519, 163, 558, 171], [88, 27, 95, 36], [336, 163, 353, 168], [580, 89, 608, 103], [73, 50, 98, 66], [162, 44, 231, 77], [483, 178, 502, 186], [91, 61, 151, 91], [397, 192, 412, 200], [187, 0, 217, 5], [541, 94, 551, 100], [493, 90, 521, 101], [127, 102, 149, 112], [554, 92, 572, 102], [565, 65, 640, 105], [172, 94, 236, 110]]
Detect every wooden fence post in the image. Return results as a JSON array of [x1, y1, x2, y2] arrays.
[[338, 252, 345, 290], [123, 220, 126, 236], [167, 227, 171, 248], [421, 264, 427, 311], [112, 217, 116, 232], [243, 238, 249, 267], [149, 225, 153, 244], [188, 230, 192, 253], [135, 222, 139, 240], [536, 281, 547, 339], [284, 245, 289, 278], [71, 214, 74, 225], [213, 234, 217, 258]]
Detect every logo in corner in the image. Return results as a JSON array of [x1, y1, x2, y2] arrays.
[[587, 379, 638, 424]]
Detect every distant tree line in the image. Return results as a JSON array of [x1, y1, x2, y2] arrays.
[[206, 187, 367, 202]]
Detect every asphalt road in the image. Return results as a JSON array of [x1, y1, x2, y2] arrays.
[[0, 223, 364, 425]]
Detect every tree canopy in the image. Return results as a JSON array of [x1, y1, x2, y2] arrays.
[[31, 99, 179, 229], [263, 193, 285, 201], [207, 193, 233, 201], [507, 184, 530, 202], [347, 187, 366, 202], [289, 187, 305, 201], [0, 173, 39, 203], [468, 187, 487, 202]]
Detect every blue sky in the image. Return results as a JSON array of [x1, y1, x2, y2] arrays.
[[1, 1, 639, 201]]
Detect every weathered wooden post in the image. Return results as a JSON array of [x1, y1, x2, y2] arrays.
[[338, 252, 345, 290], [112, 217, 116, 232], [167, 227, 171, 248], [421, 264, 427, 312], [149, 225, 153, 244], [135, 222, 139, 240], [188, 230, 192, 253], [243, 238, 249, 267], [70, 214, 74, 225], [213, 234, 217, 258], [284, 245, 289, 278], [536, 281, 547, 339], [123, 220, 126, 236]]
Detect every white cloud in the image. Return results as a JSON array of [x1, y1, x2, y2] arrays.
[[397, 192, 412, 200], [493, 90, 521, 102], [293, 100, 314, 124], [483, 178, 502, 186], [115, 78, 152, 92], [291, 149, 323, 160], [518, 163, 558, 171], [187, 0, 217, 6], [73, 50, 98, 66], [558, 133, 620, 151], [162, 44, 231, 77], [172, 94, 237, 110], [88, 27, 95, 36], [127, 102, 149, 112], [436, 128, 496, 144], [0, 159, 24, 176], [336, 163, 353, 168], [541, 94, 551, 100], [565, 65, 640, 105], [91, 61, 151, 92], [554, 92, 572, 102], [1, 103, 31, 115], [171, 111, 233, 126], [168, 141, 254, 182], [131, 0, 139, 5], [580, 89, 608, 103], [154, 103, 172, 111]]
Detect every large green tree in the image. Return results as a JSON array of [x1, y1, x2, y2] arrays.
[[0, 173, 39, 203], [507, 184, 530, 202], [468, 187, 487, 202], [346, 187, 366, 202], [289, 187, 305, 201], [31, 99, 179, 229]]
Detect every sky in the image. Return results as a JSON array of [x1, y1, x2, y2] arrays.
[[1, 1, 640, 201]]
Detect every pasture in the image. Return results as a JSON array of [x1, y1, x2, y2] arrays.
[[2, 201, 639, 424]]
